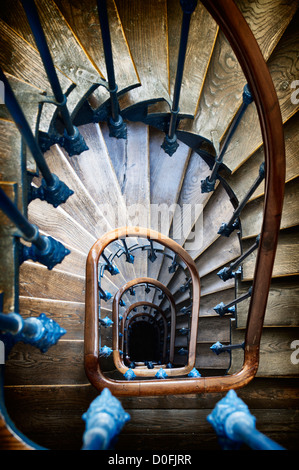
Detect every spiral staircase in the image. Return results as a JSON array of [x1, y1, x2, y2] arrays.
[[0, 0, 298, 451]]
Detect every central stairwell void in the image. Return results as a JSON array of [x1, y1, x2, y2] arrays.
[[0, 0, 298, 451]]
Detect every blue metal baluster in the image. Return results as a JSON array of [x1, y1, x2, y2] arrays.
[[218, 162, 265, 236], [210, 341, 245, 355], [201, 84, 253, 193], [96, 0, 127, 139], [0, 311, 66, 357], [82, 388, 130, 450], [20, 0, 88, 156], [217, 235, 260, 281], [162, 0, 198, 156], [0, 68, 73, 208], [0, 186, 70, 270], [214, 286, 252, 316], [207, 389, 286, 450]]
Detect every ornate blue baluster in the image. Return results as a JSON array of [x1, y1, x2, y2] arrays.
[[81, 388, 130, 450], [214, 287, 252, 316], [0, 186, 70, 270], [155, 368, 168, 379], [168, 256, 178, 273], [201, 84, 253, 193], [0, 311, 66, 357], [218, 162, 265, 236], [20, 0, 88, 156], [0, 68, 73, 207], [101, 252, 120, 275], [207, 389, 286, 450], [210, 341, 245, 355], [99, 316, 113, 328], [162, 0, 198, 156], [121, 239, 134, 264], [96, 0, 127, 139], [188, 367, 201, 377], [124, 368, 136, 380], [148, 240, 157, 263], [98, 285, 112, 301], [217, 235, 260, 281], [99, 345, 113, 357]]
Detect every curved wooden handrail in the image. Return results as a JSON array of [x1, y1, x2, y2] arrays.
[[113, 277, 189, 375], [121, 301, 168, 364], [85, 226, 200, 393], [85, 0, 285, 396]]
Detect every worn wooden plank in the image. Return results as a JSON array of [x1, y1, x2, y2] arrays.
[[167, 0, 218, 116], [236, 277, 299, 328], [229, 327, 299, 377], [178, 0, 298, 143], [224, 111, 299, 203], [4, 340, 87, 386], [224, 13, 299, 172], [200, 267, 235, 297], [0, 182, 19, 313], [241, 177, 299, 239], [19, 263, 85, 302], [199, 288, 235, 317], [195, 230, 241, 278], [242, 228, 299, 280], [115, 0, 170, 110], [53, 0, 140, 94]]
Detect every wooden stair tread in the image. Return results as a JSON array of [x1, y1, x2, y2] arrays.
[[236, 277, 299, 328], [0, 0, 109, 112], [229, 326, 299, 377], [186, 183, 234, 260], [178, 0, 298, 142], [242, 228, 299, 280], [199, 288, 235, 317], [0, 119, 26, 212], [167, 0, 218, 116], [53, 0, 140, 94], [4, 340, 87, 386], [195, 230, 241, 278], [19, 262, 85, 302], [241, 176, 299, 239], [176, 315, 231, 343], [224, 14, 299, 173], [223, 111, 299, 204], [115, 0, 170, 110], [0, 182, 19, 313], [0, 18, 71, 96]]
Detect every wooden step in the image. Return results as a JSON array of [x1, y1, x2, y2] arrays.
[[186, 183, 234, 260], [224, 12, 299, 173], [167, 0, 218, 117], [236, 276, 299, 328], [223, 111, 299, 204], [19, 263, 85, 303], [0, 182, 20, 313], [229, 324, 299, 377], [195, 230, 241, 278], [175, 315, 231, 344], [199, 288, 235, 317], [115, 0, 170, 111], [53, 0, 140, 94], [0, 120, 26, 213], [241, 176, 299, 239], [0, 75, 43, 173], [178, 0, 298, 144], [241, 228, 299, 280], [0, 17, 71, 97], [0, 0, 110, 113]]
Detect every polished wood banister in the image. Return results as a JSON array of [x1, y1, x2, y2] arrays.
[[85, 226, 200, 394], [85, 0, 285, 396]]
